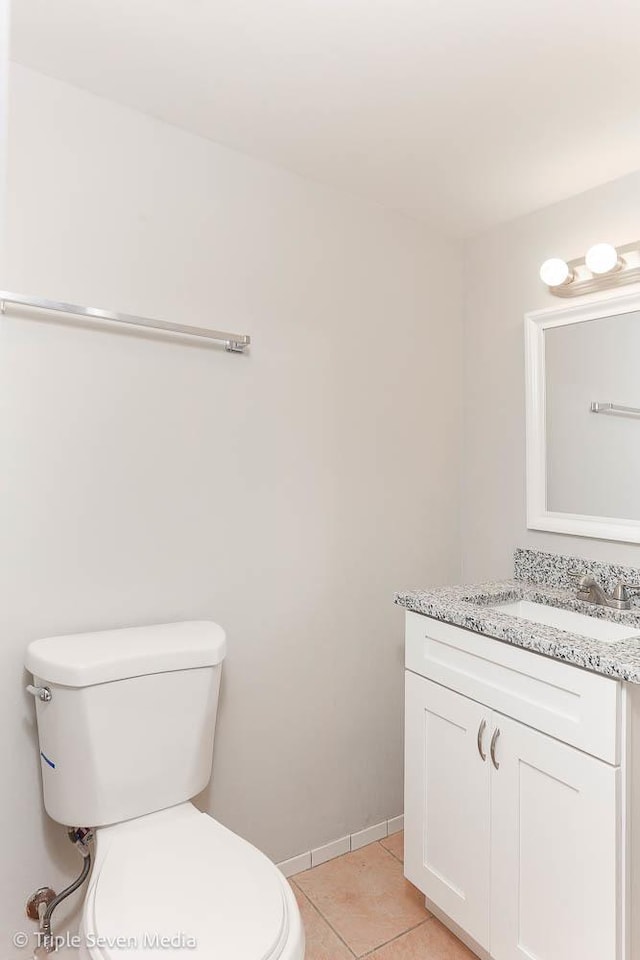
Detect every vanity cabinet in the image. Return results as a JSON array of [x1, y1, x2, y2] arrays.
[[490, 711, 617, 960], [404, 611, 628, 960], [405, 674, 491, 948]]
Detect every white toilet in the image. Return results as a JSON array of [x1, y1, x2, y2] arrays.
[[25, 621, 304, 960]]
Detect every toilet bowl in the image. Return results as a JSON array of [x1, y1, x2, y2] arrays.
[[78, 804, 304, 960], [25, 621, 304, 959]]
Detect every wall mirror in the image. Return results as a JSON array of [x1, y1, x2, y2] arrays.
[[525, 290, 640, 543]]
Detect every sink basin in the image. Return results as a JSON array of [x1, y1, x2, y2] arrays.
[[494, 600, 640, 643]]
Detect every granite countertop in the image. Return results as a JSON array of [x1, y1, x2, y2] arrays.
[[395, 548, 640, 683]]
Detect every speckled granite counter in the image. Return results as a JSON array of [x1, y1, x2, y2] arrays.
[[395, 548, 640, 683]]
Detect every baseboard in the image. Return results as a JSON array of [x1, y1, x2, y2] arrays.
[[277, 814, 404, 878], [387, 814, 404, 835], [351, 820, 388, 851]]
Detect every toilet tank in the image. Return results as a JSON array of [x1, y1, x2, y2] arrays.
[[25, 621, 226, 828]]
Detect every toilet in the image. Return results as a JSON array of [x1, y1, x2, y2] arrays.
[[25, 621, 304, 960]]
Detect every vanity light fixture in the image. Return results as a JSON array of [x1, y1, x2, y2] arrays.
[[584, 243, 622, 276], [539, 258, 573, 287], [539, 240, 640, 297]]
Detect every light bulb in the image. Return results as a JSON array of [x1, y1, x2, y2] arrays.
[[539, 258, 571, 287], [585, 243, 620, 275]]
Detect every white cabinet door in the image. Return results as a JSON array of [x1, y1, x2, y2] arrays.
[[405, 671, 491, 950], [490, 712, 620, 960]]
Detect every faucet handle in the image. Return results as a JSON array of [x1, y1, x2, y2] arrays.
[[568, 569, 593, 587], [612, 581, 640, 602]]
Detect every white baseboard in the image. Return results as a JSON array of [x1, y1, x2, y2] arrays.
[[351, 820, 388, 851], [311, 834, 351, 867], [387, 814, 404, 835], [277, 813, 404, 878], [276, 851, 312, 877]]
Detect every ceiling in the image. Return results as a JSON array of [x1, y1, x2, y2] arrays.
[[10, 0, 640, 237]]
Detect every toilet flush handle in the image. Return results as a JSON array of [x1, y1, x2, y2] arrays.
[[26, 684, 52, 703]]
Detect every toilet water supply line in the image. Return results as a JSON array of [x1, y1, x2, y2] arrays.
[[38, 828, 93, 953]]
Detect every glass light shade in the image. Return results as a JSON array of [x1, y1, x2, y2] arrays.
[[585, 243, 619, 275], [539, 258, 571, 287]]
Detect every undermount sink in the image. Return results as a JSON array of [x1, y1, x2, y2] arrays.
[[494, 599, 640, 644]]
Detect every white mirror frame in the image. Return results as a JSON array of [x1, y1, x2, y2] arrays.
[[525, 288, 640, 544]]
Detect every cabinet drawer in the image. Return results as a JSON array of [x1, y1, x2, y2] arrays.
[[405, 611, 621, 764]]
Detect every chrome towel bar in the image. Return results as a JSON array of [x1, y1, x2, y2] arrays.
[[0, 291, 251, 353], [590, 401, 640, 418]]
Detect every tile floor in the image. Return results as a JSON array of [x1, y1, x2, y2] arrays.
[[289, 832, 477, 959]]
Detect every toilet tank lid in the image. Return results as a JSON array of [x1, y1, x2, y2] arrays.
[[25, 621, 227, 687]]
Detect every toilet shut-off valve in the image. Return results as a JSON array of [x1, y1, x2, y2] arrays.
[[26, 827, 93, 954]]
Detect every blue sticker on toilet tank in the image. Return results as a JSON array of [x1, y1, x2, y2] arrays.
[[40, 751, 56, 770]]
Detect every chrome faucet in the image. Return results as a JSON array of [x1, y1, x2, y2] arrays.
[[569, 570, 640, 611]]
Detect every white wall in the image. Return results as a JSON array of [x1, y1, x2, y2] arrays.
[[0, 0, 7, 265], [1, 63, 462, 948], [462, 168, 640, 580]]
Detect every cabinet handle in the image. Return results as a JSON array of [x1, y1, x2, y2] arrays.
[[476, 719, 487, 761], [490, 727, 501, 770]]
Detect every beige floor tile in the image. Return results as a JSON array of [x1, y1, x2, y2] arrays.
[[368, 918, 478, 959], [294, 842, 429, 957], [379, 831, 404, 863], [290, 884, 353, 960]]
